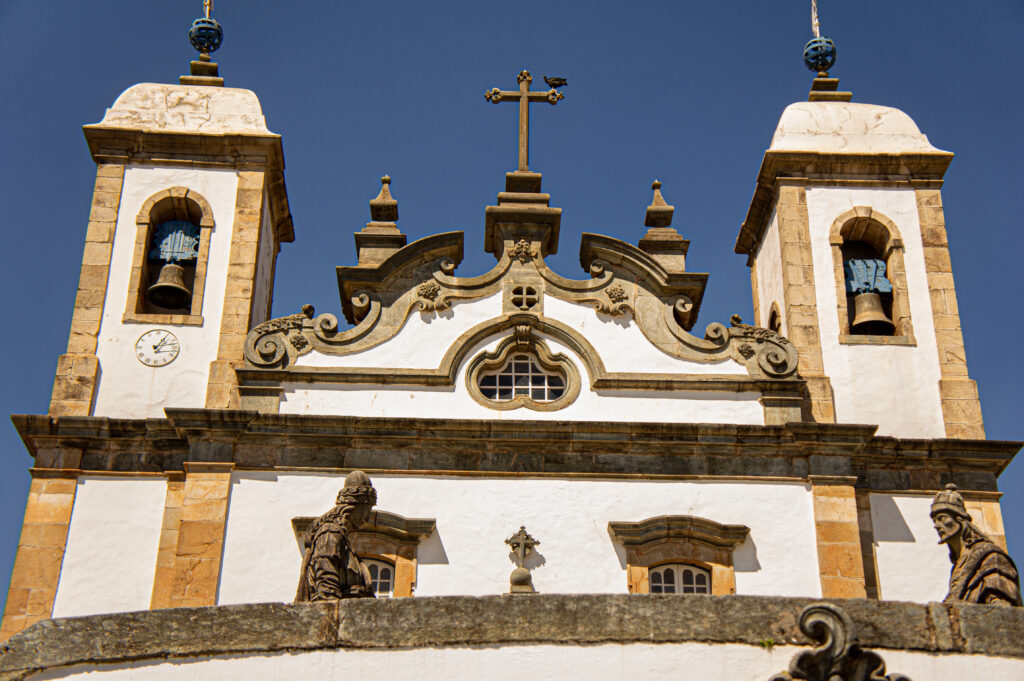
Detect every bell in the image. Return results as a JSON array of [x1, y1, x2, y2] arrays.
[[850, 292, 894, 335], [147, 263, 192, 310]]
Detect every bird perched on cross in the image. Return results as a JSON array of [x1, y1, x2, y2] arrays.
[[543, 76, 567, 89]]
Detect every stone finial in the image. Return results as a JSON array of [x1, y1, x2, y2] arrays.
[[638, 181, 688, 273], [506, 526, 539, 594], [369, 175, 399, 224], [355, 175, 407, 265], [644, 180, 675, 228]]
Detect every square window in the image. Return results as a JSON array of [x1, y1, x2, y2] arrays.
[[514, 362, 529, 373], [531, 388, 545, 400], [514, 387, 529, 396], [515, 375, 530, 387], [499, 375, 512, 387], [498, 388, 513, 399], [531, 374, 544, 385]]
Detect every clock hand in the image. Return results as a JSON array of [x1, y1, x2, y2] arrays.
[[153, 336, 167, 352]]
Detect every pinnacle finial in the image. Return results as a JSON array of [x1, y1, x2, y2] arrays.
[[645, 180, 674, 228], [369, 175, 399, 224]]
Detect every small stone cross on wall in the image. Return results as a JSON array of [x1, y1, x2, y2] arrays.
[[485, 70, 564, 172], [505, 526, 539, 568]]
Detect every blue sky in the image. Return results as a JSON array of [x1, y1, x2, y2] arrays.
[[1, 1, 1021, 604]]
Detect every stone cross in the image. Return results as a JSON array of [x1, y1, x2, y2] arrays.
[[485, 70, 564, 172], [505, 525, 539, 568]]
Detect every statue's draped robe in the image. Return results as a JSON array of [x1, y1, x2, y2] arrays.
[[295, 517, 373, 601], [945, 539, 1022, 606]]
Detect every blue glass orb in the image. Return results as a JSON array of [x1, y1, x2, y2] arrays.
[[189, 17, 223, 54], [803, 36, 836, 73]]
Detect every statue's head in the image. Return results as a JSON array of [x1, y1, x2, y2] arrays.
[[930, 483, 971, 544], [335, 470, 377, 530]]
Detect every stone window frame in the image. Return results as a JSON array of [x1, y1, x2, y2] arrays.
[[292, 510, 435, 598], [123, 187, 215, 326], [828, 207, 916, 346], [608, 515, 749, 596], [466, 325, 581, 412]]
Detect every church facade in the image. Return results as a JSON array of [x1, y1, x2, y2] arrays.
[[1, 32, 1021, 681]]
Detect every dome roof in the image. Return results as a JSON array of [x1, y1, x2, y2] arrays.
[[769, 101, 944, 154], [93, 82, 271, 135]]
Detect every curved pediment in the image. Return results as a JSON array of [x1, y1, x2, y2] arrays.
[[237, 173, 802, 423]]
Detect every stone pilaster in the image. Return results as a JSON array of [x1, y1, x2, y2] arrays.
[[164, 463, 234, 608], [810, 476, 866, 598], [0, 472, 78, 641], [149, 476, 185, 609], [915, 189, 984, 439], [776, 183, 835, 423], [50, 163, 125, 416], [855, 490, 881, 600], [206, 170, 268, 409]]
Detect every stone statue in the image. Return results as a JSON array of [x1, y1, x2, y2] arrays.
[[295, 471, 377, 602], [930, 483, 1021, 606]]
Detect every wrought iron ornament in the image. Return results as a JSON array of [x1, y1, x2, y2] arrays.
[[189, 1, 223, 54], [770, 603, 910, 681], [803, 1, 835, 72]]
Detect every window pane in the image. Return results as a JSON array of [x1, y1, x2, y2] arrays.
[[531, 374, 545, 385], [548, 375, 564, 387], [515, 375, 530, 387], [499, 375, 512, 387], [480, 375, 496, 387], [498, 388, 512, 399], [682, 570, 693, 585]]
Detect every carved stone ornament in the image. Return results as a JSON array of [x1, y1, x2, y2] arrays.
[[506, 525, 539, 594], [509, 238, 536, 264], [770, 603, 910, 681]]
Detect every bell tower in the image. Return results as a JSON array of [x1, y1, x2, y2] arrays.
[[49, 10, 293, 419], [736, 36, 983, 440]]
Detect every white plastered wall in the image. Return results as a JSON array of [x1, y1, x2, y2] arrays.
[[26, 643, 1024, 681], [250, 193, 275, 328], [805, 187, 945, 438], [869, 493, 952, 602], [92, 165, 240, 418], [753, 206, 785, 332], [287, 294, 761, 424], [218, 474, 817, 603], [51, 477, 167, 617]]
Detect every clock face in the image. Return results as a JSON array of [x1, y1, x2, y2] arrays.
[[135, 329, 180, 367]]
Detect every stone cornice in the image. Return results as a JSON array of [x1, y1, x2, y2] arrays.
[[10, 412, 1019, 492], [608, 515, 750, 550], [1, 596, 1022, 680], [735, 150, 954, 257]]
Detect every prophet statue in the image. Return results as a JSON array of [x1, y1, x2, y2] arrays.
[[295, 470, 377, 601], [930, 483, 1021, 606]]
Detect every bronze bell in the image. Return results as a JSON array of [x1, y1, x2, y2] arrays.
[[850, 292, 894, 335], [147, 263, 192, 310]]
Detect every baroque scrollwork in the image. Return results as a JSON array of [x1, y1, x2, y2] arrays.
[[726, 314, 798, 379], [770, 603, 910, 681], [243, 304, 316, 369]]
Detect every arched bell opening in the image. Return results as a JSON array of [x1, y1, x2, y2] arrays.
[[841, 240, 895, 336], [126, 187, 215, 320]]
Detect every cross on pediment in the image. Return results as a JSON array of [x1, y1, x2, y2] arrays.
[[485, 70, 564, 172]]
